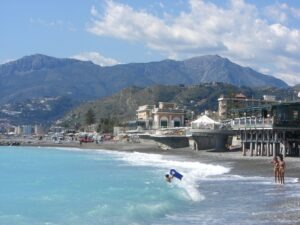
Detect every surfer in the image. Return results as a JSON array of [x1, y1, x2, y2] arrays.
[[165, 169, 183, 182], [165, 174, 173, 182]]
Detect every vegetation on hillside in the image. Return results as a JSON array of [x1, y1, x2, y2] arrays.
[[0, 96, 79, 125], [60, 82, 297, 130]]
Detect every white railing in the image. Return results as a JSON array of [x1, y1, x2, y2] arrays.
[[232, 116, 273, 129]]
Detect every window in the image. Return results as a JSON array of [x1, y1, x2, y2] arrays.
[[293, 110, 299, 120], [174, 121, 181, 127], [160, 120, 168, 128]]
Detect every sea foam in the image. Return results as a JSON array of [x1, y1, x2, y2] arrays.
[[106, 151, 231, 202]]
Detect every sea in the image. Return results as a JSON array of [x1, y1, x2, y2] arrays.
[[0, 146, 299, 225]]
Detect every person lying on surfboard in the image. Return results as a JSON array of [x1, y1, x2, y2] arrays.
[[165, 169, 183, 182], [165, 174, 173, 182]]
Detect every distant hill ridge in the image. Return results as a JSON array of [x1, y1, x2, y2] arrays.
[[0, 54, 288, 104]]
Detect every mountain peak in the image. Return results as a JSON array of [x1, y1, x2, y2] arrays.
[[23, 53, 53, 59], [20, 53, 68, 64], [184, 54, 227, 63], [1, 54, 78, 72], [6, 54, 56, 65]]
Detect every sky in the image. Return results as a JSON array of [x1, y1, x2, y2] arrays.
[[1, 0, 300, 85]]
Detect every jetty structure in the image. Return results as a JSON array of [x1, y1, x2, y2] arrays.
[[189, 114, 234, 151], [231, 101, 300, 157], [174, 96, 300, 157], [189, 94, 278, 152]]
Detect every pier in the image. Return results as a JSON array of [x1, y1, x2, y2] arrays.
[[139, 134, 189, 150], [231, 102, 300, 157], [189, 115, 234, 151], [191, 129, 234, 151]]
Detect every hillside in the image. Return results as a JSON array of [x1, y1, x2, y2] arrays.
[[0, 96, 79, 125], [0, 54, 288, 105], [0, 54, 108, 104], [294, 84, 300, 91], [61, 83, 296, 129]]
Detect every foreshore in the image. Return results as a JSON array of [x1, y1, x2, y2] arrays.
[[3, 139, 300, 222], [19, 139, 300, 181]]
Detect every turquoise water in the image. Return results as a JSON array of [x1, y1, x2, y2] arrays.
[[0, 146, 299, 225]]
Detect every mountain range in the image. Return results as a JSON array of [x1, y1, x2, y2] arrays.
[[0, 54, 288, 105], [0, 54, 293, 126]]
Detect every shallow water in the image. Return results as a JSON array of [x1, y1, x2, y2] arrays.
[[0, 146, 299, 225]]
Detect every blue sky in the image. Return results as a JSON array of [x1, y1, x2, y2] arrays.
[[1, 0, 300, 85]]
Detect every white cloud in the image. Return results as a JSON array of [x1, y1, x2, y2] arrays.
[[264, 3, 289, 23], [87, 0, 300, 85], [30, 18, 63, 27], [30, 18, 77, 32], [264, 2, 300, 23], [291, 7, 300, 18], [91, 5, 99, 17], [71, 52, 120, 66]]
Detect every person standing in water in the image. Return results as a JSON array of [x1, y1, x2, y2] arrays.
[[278, 154, 286, 184], [271, 156, 280, 183]]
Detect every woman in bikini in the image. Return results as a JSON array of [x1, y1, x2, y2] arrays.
[[271, 156, 280, 183], [278, 154, 286, 184]]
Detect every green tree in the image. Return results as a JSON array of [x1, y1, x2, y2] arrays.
[[97, 117, 119, 133], [85, 108, 95, 125]]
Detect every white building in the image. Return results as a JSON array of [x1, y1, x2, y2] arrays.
[[34, 124, 45, 135], [136, 102, 185, 130], [22, 125, 34, 136]]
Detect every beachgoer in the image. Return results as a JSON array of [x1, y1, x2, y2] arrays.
[[271, 156, 279, 183], [165, 174, 173, 183], [277, 154, 286, 184]]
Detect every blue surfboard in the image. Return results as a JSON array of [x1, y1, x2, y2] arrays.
[[170, 169, 183, 180]]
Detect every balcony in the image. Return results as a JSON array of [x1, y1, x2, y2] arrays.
[[231, 116, 273, 130], [152, 108, 185, 114]]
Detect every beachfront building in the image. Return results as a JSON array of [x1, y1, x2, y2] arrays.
[[136, 105, 155, 129], [152, 102, 185, 129], [132, 102, 185, 130], [34, 124, 45, 136], [17, 125, 34, 136], [218, 93, 277, 120], [231, 101, 300, 157]]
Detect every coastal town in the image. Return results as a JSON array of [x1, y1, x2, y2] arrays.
[[1, 93, 299, 158]]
